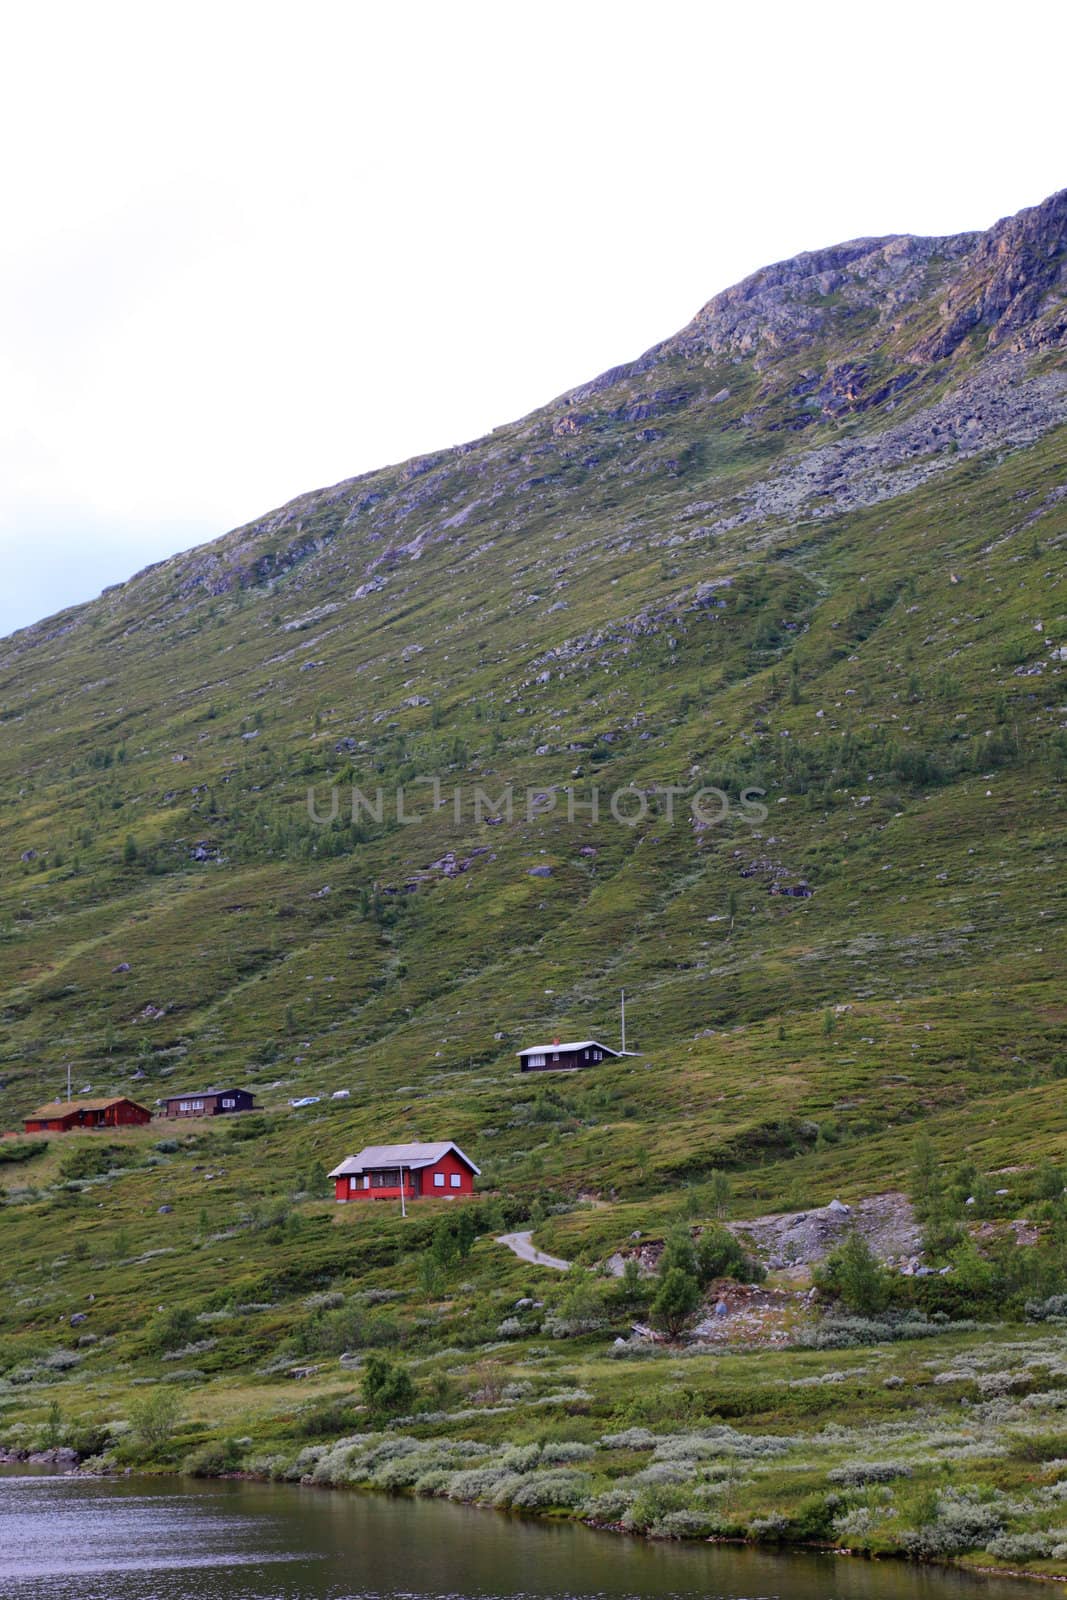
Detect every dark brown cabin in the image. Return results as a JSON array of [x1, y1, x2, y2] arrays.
[[162, 1089, 259, 1119], [516, 1039, 620, 1073]]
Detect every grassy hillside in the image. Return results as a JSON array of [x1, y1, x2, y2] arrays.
[[1, 189, 1066, 1573]]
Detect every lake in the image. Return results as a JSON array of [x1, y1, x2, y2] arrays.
[[0, 1470, 1038, 1600]]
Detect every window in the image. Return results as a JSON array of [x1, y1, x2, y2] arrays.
[[528, 1053, 545, 1068], [221, 1097, 235, 1108], [350, 1176, 359, 1190], [450, 1173, 462, 1188], [434, 1172, 445, 1187]]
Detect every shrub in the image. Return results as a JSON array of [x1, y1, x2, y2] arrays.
[[695, 1224, 761, 1285], [987, 1533, 1055, 1563], [60, 1144, 137, 1182], [447, 1465, 518, 1502], [600, 1426, 659, 1449], [182, 1438, 243, 1477], [828, 1461, 912, 1486], [294, 1395, 361, 1438], [582, 1486, 636, 1522], [788, 1492, 838, 1541], [146, 1306, 199, 1354], [897, 1488, 1003, 1557], [509, 1469, 591, 1509], [623, 1482, 687, 1531], [540, 1440, 594, 1464], [654, 1508, 721, 1538]]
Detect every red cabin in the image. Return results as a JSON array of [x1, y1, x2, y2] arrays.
[[329, 1141, 479, 1202], [23, 1096, 152, 1134]]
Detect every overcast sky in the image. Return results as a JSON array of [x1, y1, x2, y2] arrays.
[[1, 0, 1063, 638]]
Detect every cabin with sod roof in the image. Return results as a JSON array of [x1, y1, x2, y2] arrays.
[[162, 1088, 259, 1119], [329, 1141, 479, 1202], [516, 1038, 620, 1073], [23, 1097, 152, 1134]]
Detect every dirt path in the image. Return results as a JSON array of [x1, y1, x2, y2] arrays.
[[496, 1230, 571, 1271]]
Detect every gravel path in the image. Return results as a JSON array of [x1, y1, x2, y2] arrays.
[[496, 1230, 571, 1271]]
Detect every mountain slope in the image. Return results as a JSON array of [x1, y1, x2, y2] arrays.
[[0, 187, 1066, 1563], [1, 189, 1064, 1136]]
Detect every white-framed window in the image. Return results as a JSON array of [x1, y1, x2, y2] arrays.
[[552, 1052, 559, 1061], [434, 1172, 445, 1187], [364, 1175, 371, 1189], [222, 1097, 235, 1108], [350, 1175, 359, 1190], [450, 1173, 462, 1188], [528, 1053, 545, 1068]]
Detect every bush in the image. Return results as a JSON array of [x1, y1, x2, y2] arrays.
[[0, 1141, 47, 1167], [787, 1492, 838, 1542], [182, 1438, 243, 1477], [828, 1461, 912, 1486], [146, 1306, 199, 1354], [294, 1395, 361, 1438], [623, 1482, 687, 1531], [509, 1469, 591, 1509], [60, 1144, 137, 1181], [695, 1224, 762, 1285], [987, 1533, 1055, 1563]]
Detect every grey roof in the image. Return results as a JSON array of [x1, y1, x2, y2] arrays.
[[516, 1039, 619, 1057], [163, 1088, 249, 1100], [328, 1140, 480, 1179]]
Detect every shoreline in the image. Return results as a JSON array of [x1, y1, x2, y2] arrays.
[[4, 1448, 1054, 1589]]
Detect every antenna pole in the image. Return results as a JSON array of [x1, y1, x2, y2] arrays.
[[400, 1164, 407, 1219], [621, 990, 626, 1054]]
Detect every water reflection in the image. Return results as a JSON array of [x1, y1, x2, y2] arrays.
[[0, 1470, 1038, 1600]]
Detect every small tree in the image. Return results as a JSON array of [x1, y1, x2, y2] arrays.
[[361, 1355, 415, 1419], [43, 1400, 63, 1449], [658, 1226, 698, 1279], [651, 1267, 702, 1339], [705, 1169, 732, 1219], [818, 1230, 890, 1314], [614, 1256, 649, 1311], [695, 1223, 761, 1285], [129, 1388, 180, 1453]]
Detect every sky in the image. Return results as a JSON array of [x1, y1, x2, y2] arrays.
[[1, 0, 1064, 638]]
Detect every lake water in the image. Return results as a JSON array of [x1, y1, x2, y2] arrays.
[[0, 1470, 1038, 1600]]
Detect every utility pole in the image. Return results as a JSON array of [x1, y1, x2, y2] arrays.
[[620, 990, 626, 1054], [66, 1062, 71, 1103], [400, 1164, 407, 1219]]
